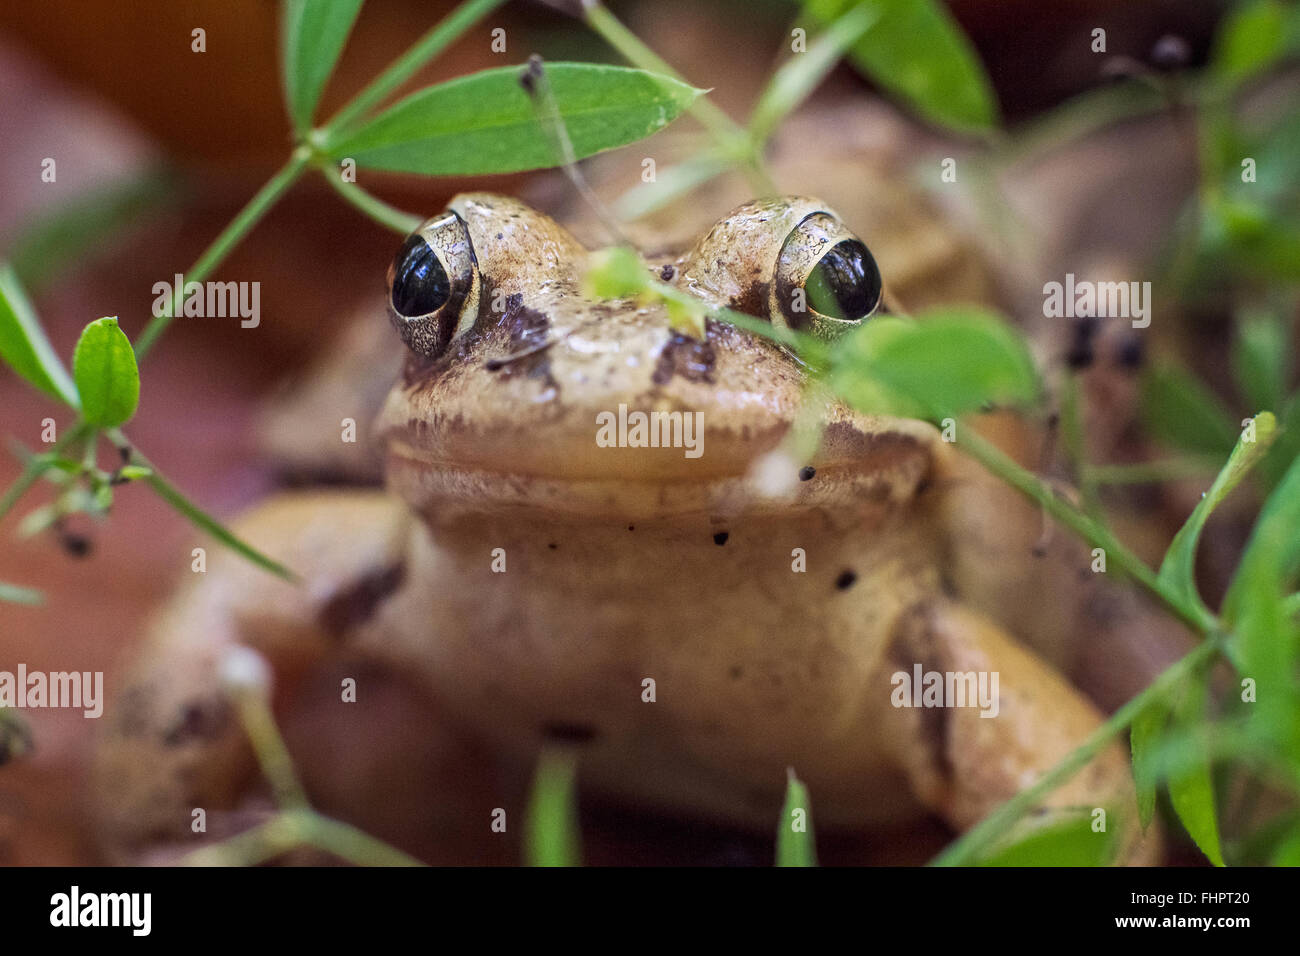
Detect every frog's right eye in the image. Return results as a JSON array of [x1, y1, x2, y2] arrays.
[[386, 212, 480, 358]]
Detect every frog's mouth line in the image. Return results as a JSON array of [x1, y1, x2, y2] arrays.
[[384, 426, 938, 521]]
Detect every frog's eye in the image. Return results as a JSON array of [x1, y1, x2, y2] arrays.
[[772, 213, 883, 337], [387, 212, 480, 358]]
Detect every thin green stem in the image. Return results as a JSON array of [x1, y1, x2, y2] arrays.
[[134, 151, 312, 360], [1085, 458, 1219, 486], [320, 168, 422, 233], [583, 3, 776, 194], [0, 423, 89, 522], [298, 812, 424, 866], [230, 688, 310, 810], [182, 809, 423, 867], [956, 426, 1217, 634], [322, 0, 510, 139], [931, 636, 1222, 866], [1059, 373, 1102, 520]]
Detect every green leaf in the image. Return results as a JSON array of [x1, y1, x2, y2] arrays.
[[748, 3, 880, 145], [0, 264, 79, 407], [72, 317, 139, 427], [1130, 697, 1169, 830], [524, 747, 581, 867], [831, 308, 1038, 421], [1273, 822, 1300, 866], [1212, 0, 1300, 84], [1156, 412, 1278, 617], [142, 464, 295, 581], [328, 63, 701, 176], [0, 581, 44, 605], [583, 246, 649, 299], [280, 0, 366, 132], [804, 0, 998, 132], [1166, 681, 1225, 867], [1221, 449, 1300, 754], [975, 816, 1115, 866], [1231, 310, 1291, 415], [1140, 361, 1240, 459], [776, 768, 818, 866], [8, 170, 179, 292]]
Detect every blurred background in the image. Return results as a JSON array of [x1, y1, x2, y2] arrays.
[[1, 0, 1295, 865]]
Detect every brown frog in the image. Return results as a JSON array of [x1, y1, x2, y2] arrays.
[[95, 191, 1156, 864]]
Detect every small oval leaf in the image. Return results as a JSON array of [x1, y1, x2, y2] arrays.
[[72, 317, 139, 427], [328, 63, 702, 176]]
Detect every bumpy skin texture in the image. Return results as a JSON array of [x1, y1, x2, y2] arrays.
[[96, 195, 1157, 864]]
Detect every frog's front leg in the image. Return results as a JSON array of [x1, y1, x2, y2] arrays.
[[880, 599, 1159, 864], [93, 491, 501, 863]]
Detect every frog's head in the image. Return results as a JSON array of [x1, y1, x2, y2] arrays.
[[376, 192, 941, 521]]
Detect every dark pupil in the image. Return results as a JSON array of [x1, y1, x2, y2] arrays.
[[391, 234, 450, 317], [804, 239, 881, 320]]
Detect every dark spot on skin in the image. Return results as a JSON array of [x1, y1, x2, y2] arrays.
[[1116, 335, 1145, 370], [652, 332, 717, 385], [542, 721, 598, 744], [915, 476, 932, 495], [798, 466, 816, 481], [318, 562, 407, 638], [729, 665, 743, 680], [58, 527, 91, 558], [659, 264, 675, 281], [835, 569, 857, 590], [548, 542, 557, 550], [1066, 316, 1098, 370], [484, 293, 559, 398], [627, 524, 635, 531], [162, 698, 231, 748], [713, 531, 729, 546]]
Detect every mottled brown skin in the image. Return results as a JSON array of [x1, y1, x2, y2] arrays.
[[96, 194, 1155, 863]]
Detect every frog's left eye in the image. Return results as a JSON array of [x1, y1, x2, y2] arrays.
[[771, 213, 883, 338], [387, 212, 480, 358]]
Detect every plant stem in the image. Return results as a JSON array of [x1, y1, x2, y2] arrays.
[[583, 2, 777, 194], [1085, 458, 1219, 486], [320, 169, 422, 233], [231, 687, 310, 810], [0, 423, 89, 522], [134, 151, 312, 360], [931, 636, 1222, 866], [955, 426, 1217, 634], [182, 809, 423, 866], [322, 0, 510, 138]]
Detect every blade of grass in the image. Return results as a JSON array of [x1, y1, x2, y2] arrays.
[[776, 768, 818, 866], [525, 746, 581, 867], [747, 2, 879, 146]]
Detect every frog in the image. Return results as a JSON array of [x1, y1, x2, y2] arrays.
[[94, 190, 1159, 864]]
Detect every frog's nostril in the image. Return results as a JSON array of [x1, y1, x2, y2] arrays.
[[541, 721, 599, 744]]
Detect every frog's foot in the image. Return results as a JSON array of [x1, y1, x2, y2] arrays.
[[93, 491, 503, 863], [882, 600, 1160, 865]]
